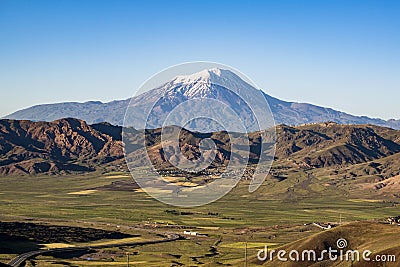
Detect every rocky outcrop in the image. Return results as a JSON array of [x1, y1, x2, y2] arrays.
[[0, 118, 123, 175]]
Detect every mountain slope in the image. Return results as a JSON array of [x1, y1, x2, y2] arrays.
[[1, 118, 400, 179], [258, 221, 400, 267], [4, 68, 400, 129], [5, 100, 130, 126], [274, 122, 400, 167], [0, 118, 124, 175]]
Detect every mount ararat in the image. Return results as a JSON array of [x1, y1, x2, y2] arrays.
[[4, 68, 400, 130]]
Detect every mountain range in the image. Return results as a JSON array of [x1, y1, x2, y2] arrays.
[[1, 118, 399, 184], [0, 118, 124, 175], [4, 68, 400, 130]]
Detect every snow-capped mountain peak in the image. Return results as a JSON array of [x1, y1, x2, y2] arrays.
[[166, 68, 257, 98], [173, 68, 222, 84], [172, 68, 249, 86], [5, 67, 400, 130]]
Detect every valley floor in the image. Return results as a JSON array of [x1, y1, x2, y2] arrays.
[[0, 172, 399, 266]]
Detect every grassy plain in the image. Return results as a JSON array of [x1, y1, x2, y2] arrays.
[[0, 170, 399, 266]]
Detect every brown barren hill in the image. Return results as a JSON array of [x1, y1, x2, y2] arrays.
[[1, 119, 400, 178], [0, 118, 123, 175], [256, 221, 400, 267]]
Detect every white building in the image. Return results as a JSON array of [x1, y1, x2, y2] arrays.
[[183, 230, 198, 236]]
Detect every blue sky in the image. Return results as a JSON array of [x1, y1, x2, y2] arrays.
[[0, 0, 399, 119]]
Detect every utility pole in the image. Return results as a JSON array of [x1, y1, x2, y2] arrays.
[[244, 242, 247, 267], [126, 252, 130, 267]]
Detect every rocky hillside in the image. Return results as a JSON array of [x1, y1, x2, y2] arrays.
[[274, 122, 400, 167], [0, 118, 123, 175], [0, 119, 399, 177]]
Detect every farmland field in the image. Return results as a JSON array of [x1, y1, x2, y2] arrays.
[[1, 170, 399, 266]]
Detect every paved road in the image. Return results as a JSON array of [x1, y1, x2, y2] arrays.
[[7, 233, 180, 267]]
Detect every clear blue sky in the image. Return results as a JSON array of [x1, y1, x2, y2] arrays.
[[0, 0, 399, 119]]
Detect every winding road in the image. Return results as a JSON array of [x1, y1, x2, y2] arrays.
[[7, 233, 181, 267]]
